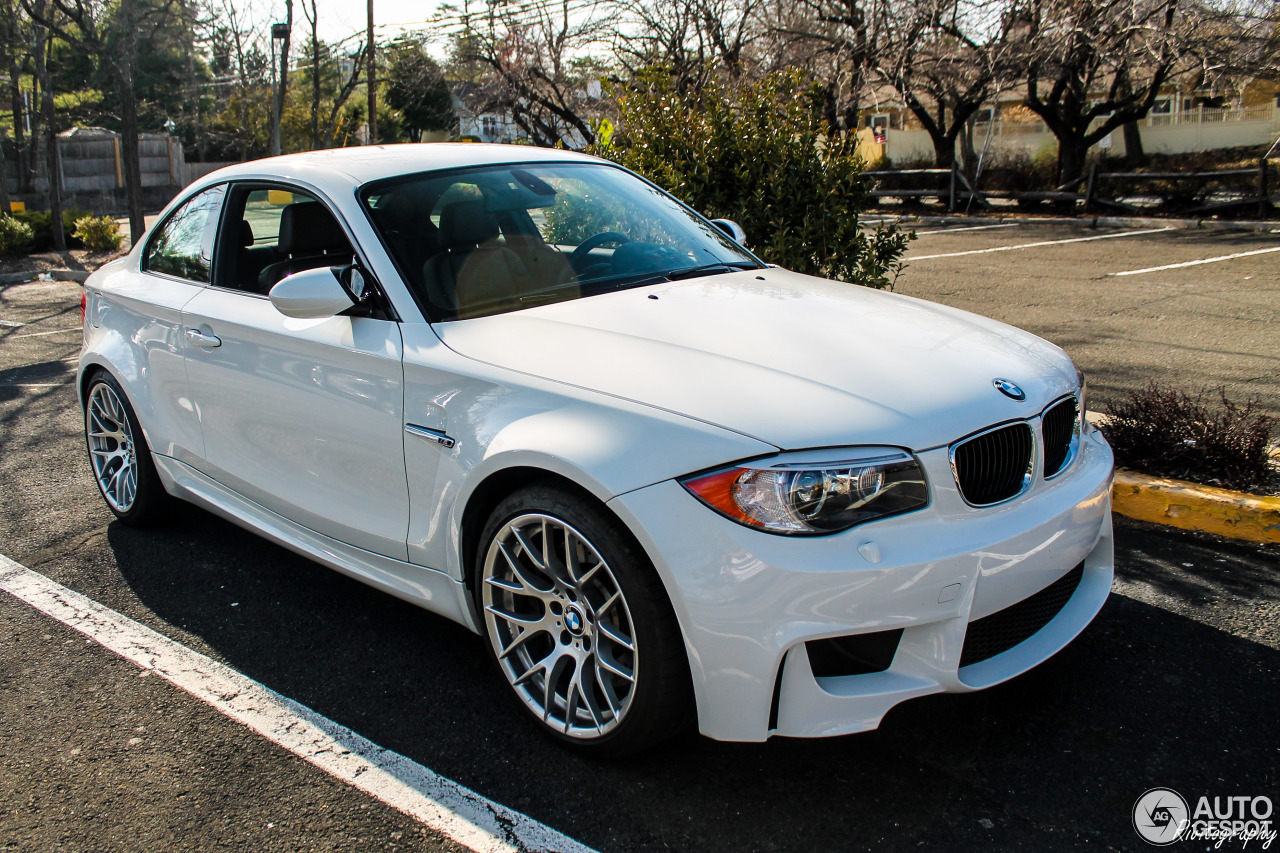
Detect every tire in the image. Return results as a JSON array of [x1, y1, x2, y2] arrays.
[[83, 369, 173, 526], [475, 483, 693, 757]]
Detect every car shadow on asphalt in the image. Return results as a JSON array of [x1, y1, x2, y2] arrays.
[[106, 507, 1279, 853]]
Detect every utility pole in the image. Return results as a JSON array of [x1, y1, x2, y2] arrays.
[[270, 5, 292, 157], [366, 0, 376, 144]]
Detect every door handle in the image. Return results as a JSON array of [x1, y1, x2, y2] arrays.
[[185, 328, 222, 348]]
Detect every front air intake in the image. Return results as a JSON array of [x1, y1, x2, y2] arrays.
[[959, 562, 1084, 667], [951, 423, 1034, 506]]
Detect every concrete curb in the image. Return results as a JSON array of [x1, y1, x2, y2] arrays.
[[0, 269, 89, 285], [866, 213, 1278, 233], [1111, 470, 1280, 544], [1088, 410, 1278, 543]]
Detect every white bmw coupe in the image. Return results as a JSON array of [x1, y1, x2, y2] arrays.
[[79, 145, 1114, 756]]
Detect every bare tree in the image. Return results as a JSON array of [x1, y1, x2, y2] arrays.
[[448, 0, 614, 146], [1017, 0, 1182, 185], [764, 0, 886, 131], [873, 0, 1019, 168]]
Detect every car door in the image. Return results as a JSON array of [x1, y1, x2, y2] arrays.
[[180, 183, 411, 560], [112, 184, 225, 467]]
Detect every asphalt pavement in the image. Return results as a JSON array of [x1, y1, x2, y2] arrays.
[[1, 226, 1277, 852], [895, 222, 1280, 419]]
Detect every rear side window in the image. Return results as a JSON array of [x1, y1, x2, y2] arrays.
[[145, 185, 225, 282]]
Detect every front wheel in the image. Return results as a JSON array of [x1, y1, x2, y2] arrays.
[[476, 484, 692, 757]]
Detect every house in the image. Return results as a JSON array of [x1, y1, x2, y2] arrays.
[[863, 77, 1280, 165]]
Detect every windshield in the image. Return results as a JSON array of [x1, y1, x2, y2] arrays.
[[362, 161, 761, 321]]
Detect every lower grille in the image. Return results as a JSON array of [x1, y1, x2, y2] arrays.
[[1042, 397, 1079, 478], [951, 423, 1034, 505], [959, 562, 1084, 668]]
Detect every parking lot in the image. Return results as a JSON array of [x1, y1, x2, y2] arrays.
[[1, 223, 1277, 852]]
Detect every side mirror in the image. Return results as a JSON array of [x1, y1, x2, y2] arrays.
[[269, 267, 356, 319], [710, 219, 748, 246]]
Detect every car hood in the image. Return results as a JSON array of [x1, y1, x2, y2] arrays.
[[434, 269, 1078, 451]]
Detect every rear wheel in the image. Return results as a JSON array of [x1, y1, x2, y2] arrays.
[[476, 484, 692, 757], [84, 370, 172, 525]]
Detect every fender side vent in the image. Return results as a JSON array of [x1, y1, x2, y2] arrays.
[[806, 629, 904, 678]]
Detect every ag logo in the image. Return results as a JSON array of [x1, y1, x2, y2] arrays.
[[1133, 787, 1189, 845]]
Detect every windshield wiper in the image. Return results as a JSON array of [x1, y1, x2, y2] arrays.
[[666, 261, 758, 281]]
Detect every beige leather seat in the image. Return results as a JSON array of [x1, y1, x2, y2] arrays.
[[423, 200, 531, 319]]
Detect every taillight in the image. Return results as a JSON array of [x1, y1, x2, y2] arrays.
[[80, 291, 87, 325]]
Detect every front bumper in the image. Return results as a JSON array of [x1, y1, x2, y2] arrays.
[[608, 427, 1114, 742]]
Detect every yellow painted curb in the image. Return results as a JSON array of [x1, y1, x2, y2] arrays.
[[1112, 470, 1280, 544]]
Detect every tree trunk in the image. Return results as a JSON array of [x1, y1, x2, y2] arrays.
[[931, 134, 955, 169], [31, 13, 63, 251], [1056, 135, 1089, 190], [960, 116, 979, 175], [366, 0, 376, 144], [0, 137, 11, 215], [309, 24, 321, 149], [1122, 119, 1145, 165], [119, 82, 145, 244], [118, 0, 145, 244], [7, 44, 29, 193]]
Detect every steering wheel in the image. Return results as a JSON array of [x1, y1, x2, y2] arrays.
[[569, 231, 631, 269]]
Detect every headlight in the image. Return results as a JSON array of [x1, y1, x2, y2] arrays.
[[679, 448, 929, 535]]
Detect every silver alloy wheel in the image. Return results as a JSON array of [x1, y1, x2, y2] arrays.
[[481, 513, 639, 738], [87, 382, 138, 512]]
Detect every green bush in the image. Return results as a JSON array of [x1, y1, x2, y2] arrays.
[[12, 208, 91, 251], [1099, 383, 1276, 493], [73, 214, 124, 252], [0, 215, 35, 255], [593, 69, 913, 289]]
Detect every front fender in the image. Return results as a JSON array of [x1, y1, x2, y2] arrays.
[[399, 325, 776, 581]]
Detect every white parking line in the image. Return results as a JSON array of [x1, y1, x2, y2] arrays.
[[1108, 245, 1280, 276], [0, 319, 25, 328], [7, 327, 81, 339], [913, 223, 1018, 236], [910, 227, 1174, 260], [0, 555, 596, 853]]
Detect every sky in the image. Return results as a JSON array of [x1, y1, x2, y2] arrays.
[[306, 0, 450, 46]]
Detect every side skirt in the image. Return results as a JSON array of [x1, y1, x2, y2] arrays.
[[153, 455, 479, 633]]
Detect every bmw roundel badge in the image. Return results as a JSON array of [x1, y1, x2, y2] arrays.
[[993, 378, 1026, 401]]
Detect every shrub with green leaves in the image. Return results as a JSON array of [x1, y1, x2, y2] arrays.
[[1099, 383, 1276, 493], [73, 214, 124, 252], [0, 215, 35, 255], [592, 69, 913, 288], [12, 208, 92, 251]]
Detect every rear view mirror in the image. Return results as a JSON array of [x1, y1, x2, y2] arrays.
[[269, 267, 355, 319], [710, 219, 748, 246]]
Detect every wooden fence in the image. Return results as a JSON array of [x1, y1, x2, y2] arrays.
[[865, 159, 1276, 217]]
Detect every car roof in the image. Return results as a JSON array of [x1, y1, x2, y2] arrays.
[[196, 144, 604, 194]]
